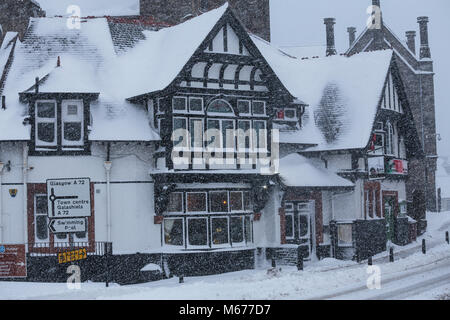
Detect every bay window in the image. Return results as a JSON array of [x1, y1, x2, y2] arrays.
[[164, 218, 184, 246], [230, 216, 244, 244], [187, 217, 208, 247], [210, 191, 228, 213], [211, 217, 229, 245], [186, 192, 207, 213]]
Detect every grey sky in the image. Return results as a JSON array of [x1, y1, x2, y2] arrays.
[[38, 0, 449, 157]]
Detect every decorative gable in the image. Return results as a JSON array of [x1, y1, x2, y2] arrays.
[[204, 23, 250, 56]]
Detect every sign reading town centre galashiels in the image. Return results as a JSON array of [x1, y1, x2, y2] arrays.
[[46, 178, 91, 218]]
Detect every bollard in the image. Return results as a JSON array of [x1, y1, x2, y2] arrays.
[[389, 247, 394, 262], [422, 239, 426, 254], [271, 258, 276, 268], [179, 275, 184, 284], [297, 247, 303, 271], [368, 256, 373, 266], [446, 231, 449, 244]]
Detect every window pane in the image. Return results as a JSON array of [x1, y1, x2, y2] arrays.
[[188, 218, 208, 246], [252, 101, 265, 115], [173, 97, 187, 111], [63, 122, 82, 142], [210, 191, 228, 213], [189, 98, 203, 112], [37, 102, 55, 118], [173, 118, 187, 147], [230, 216, 244, 243], [243, 192, 251, 211], [254, 121, 267, 149], [230, 192, 243, 211], [207, 99, 233, 113], [207, 120, 220, 148], [164, 218, 184, 246], [299, 215, 308, 238], [211, 218, 228, 245], [37, 123, 55, 143], [186, 193, 206, 212], [190, 119, 203, 148], [36, 215, 48, 240], [285, 109, 296, 119], [245, 216, 252, 243], [238, 121, 251, 149], [338, 224, 353, 245], [168, 193, 183, 213], [36, 196, 48, 214], [67, 105, 78, 116], [285, 214, 293, 238], [237, 100, 250, 114], [222, 120, 234, 149]]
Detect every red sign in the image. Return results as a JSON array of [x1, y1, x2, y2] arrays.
[[0, 244, 27, 278]]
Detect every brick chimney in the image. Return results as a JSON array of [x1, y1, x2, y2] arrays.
[[324, 18, 337, 56], [405, 31, 416, 55], [347, 27, 356, 47], [417, 16, 431, 59]]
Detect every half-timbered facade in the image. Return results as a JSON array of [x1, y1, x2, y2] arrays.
[[0, 2, 428, 283]]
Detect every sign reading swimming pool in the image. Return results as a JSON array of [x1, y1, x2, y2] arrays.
[[47, 178, 91, 218]]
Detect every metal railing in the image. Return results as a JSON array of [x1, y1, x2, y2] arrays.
[[27, 241, 110, 257]]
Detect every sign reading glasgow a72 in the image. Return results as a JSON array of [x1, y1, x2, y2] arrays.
[[47, 178, 91, 218]]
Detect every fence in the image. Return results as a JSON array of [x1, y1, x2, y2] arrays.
[[27, 241, 111, 257]]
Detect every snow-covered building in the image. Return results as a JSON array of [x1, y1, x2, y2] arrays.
[[0, 2, 427, 283]]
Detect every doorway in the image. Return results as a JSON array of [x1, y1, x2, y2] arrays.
[[382, 192, 398, 243], [283, 201, 315, 259]]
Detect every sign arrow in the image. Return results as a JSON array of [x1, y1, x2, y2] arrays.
[[48, 220, 56, 233]]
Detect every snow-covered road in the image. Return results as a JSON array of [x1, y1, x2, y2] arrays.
[[1, 212, 449, 300]]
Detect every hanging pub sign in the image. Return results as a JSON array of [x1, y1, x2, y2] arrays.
[[47, 178, 91, 218], [368, 157, 385, 180], [386, 159, 408, 175]]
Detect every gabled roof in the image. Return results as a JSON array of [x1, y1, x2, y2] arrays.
[[279, 153, 354, 188], [252, 34, 394, 151]]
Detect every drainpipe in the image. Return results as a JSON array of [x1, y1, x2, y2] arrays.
[[0, 162, 4, 243], [104, 143, 112, 242], [23, 145, 29, 249]]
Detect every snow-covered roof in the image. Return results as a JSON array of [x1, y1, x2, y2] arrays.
[[279, 153, 354, 188], [279, 45, 326, 59], [0, 4, 231, 142], [252, 35, 393, 151]]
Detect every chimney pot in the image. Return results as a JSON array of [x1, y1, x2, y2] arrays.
[[405, 31, 416, 55], [372, 0, 381, 8], [347, 27, 357, 47], [324, 18, 337, 56], [1, 96, 5, 110], [57, 56, 61, 67], [417, 16, 431, 59]]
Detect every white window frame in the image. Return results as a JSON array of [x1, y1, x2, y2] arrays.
[[252, 100, 266, 116], [209, 190, 230, 213], [337, 223, 353, 247], [34, 194, 50, 244], [285, 212, 295, 240], [167, 192, 184, 214], [206, 118, 236, 152], [173, 117, 189, 150], [172, 96, 187, 113], [186, 192, 208, 214], [283, 108, 298, 121], [35, 100, 57, 148], [229, 191, 244, 212], [210, 216, 230, 248], [253, 120, 267, 151], [189, 117, 204, 151], [188, 97, 204, 114], [284, 202, 294, 211], [186, 217, 209, 249], [230, 216, 245, 246], [62, 100, 84, 147], [163, 218, 185, 247], [237, 120, 252, 152], [237, 100, 251, 116], [386, 121, 394, 156]]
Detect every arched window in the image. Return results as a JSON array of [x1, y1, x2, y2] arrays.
[[207, 99, 234, 115], [386, 121, 394, 155]]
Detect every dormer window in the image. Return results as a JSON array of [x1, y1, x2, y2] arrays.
[[62, 100, 84, 147], [36, 101, 57, 147]]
